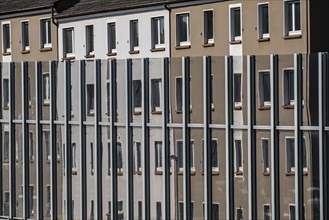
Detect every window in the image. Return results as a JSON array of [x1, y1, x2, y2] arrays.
[[29, 185, 34, 215], [117, 143, 123, 172], [284, 69, 294, 106], [21, 21, 30, 51], [3, 192, 10, 216], [3, 79, 9, 109], [204, 10, 214, 44], [259, 71, 271, 107], [43, 73, 50, 104], [236, 208, 243, 220], [202, 203, 219, 220], [46, 185, 51, 216], [72, 143, 77, 173], [264, 204, 270, 220], [286, 137, 307, 174], [258, 3, 269, 39], [262, 139, 270, 173], [118, 201, 124, 220], [90, 200, 94, 220], [91, 143, 94, 174], [288, 204, 305, 220], [107, 143, 111, 174], [44, 130, 50, 160], [156, 202, 162, 220], [130, 20, 139, 52], [2, 23, 11, 53], [176, 140, 195, 172], [63, 28, 74, 58], [176, 77, 182, 112], [138, 201, 142, 220], [4, 131, 9, 162], [134, 142, 141, 174], [106, 201, 111, 220], [151, 17, 165, 49], [29, 131, 34, 161], [155, 141, 162, 172], [85, 25, 94, 56], [285, 0, 301, 36], [133, 80, 142, 113], [87, 84, 95, 115], [28, 76, 32, 106], [176, 13, 190, 46], [235, 140, 243, 175], [107, 22, 116, 54], [107, 82, 110, 115], [201, 139, 218, 172], [151, 79, 162, 113], [234, 73, 242, 108], [40, 19, 52, 48], [179, 202, 194, 220], [230, 6, 241, 41]]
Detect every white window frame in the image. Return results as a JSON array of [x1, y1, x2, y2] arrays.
[[151, 78, 162, 113], [72, 142, 77, 173], [85, 25, 94, 56], [107, 21, 117, 54], [284, 0, 301, 36], [133, 79, 142, 113], [3, 191, 10, 216], [156, 201, 162, 220], [285, 136, 295, 173], [117, 142, 123, 173], [259, 70, 271, 107], [29, 184, 36, 216], [43, 129, 51, 161], [155, 141, 163, 172], [234, 73, 242, 109], [202, 202, 220, 220], [203, 9, 214, 44], [21, 20, 30, 51], [288, 203, 306, 220], [46, 185, 51, 216], [43, 72, 50, 104], [234, 139, 243, 176], [29, 130, 34, 161], [176, 12, 190, 46], [176, 139, 195, 173], [262, 138, 270, 173], [3, 78, 9, 109], [151, 16, 165, 49], [40, 18, 52, 48], [130, 19, 139, 52], [63, 27, 75, 58], [263, 204, 271, 220], [175, 76, 183, 112], [283, 68, 295, 106], [257, 3, 270, 39], [229, 4, 242, 42], [236, 207, 244, 220], [3, 130, 10, 163], [86, 84, 95, 115], [2, 21, 11, 53], [134, 142, 142, 174]]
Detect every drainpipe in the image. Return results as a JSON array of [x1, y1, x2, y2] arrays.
[[164, 3, 172, 58], [51, 6, 59, 61]]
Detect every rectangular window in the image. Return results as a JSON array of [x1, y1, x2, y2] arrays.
[[204, 10, 214, 44], [284, 69, 294, 106], [285, 0, 301, 36], [46, 185, 51, 216], [235, 140, 243, 175], [90, 200, 94, 220], [29, 185, 34, 215], [138, 201, 142, 220], [4, 131, 9, 162], [130, 20, 139, 51], [156, 202, 162, 220], [3, 79, 9, 108], [107, 22, 116, 54], [155, 141, 162, 172], [151, 79, 162, 113], [134, 142, 141, 173], [91, 143, 94, 174], [176, 13, 190, 46], [72, 143, 77, 172], [107, 143, 111, 174], [43, 73, 50, 104], [28, 76, 32, 105], [176, 77, 182, 112], [258, 3, 269, 39], [106, 201, 111, 220], [262, 139, 270, 173], [107, 82, 110, 115], [259, 71, 271, 107], [63, 28, 74, 58], [289, 205, 296, 220], [21, 21, 30, 51], [230, 6, 241, 41], [236, 208, 243, 220], [151, 16, 165, 49], [201, 139, 218, 172], [87, 84, 95, 115], [3, 192, 10, 216], [264, 204, 270, 220], [286, 137, 307, 174], [202, 203, 219, 220], [234, 73, 242, 108], [85, 25, 94, 56], [44, 130, 50, 160], [176, 140, 195, 172], [133, 80, 142, 113], [29, 131, 34, 161], [40, 19, 52, 48], [2, 23, 11, 53], [118, 201, 124, 220], [117, 142, 123, 172], [179, 202, 194, 220]]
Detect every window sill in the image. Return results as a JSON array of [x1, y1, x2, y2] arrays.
[[257, 37, 270, 42], [129, 50, 140, 54], [117, 171, 123, 176], [150, 48, 165, 52], [46, 160, 51, 164], [107, 52, 117, 57], [134, 171, 142, 175], [43, 102, 50, 106], [175, 45, 191, 50], [263, 171, 270, 176], [283, 34, 302, 40], [154, 170, 163, 175], [235, 171, 243, 176], [85, 54, 95, 59], [286, 171, 295, 176], [87, 112, 95, 116], [133, 110, 142, 115], [30, 159, 35, 163], [176, 110, 182, 114], [21, 50, 30, 54], [229, 40, 242, 45], [151, 110, 162, 114], [203, 43, 215, 47], [259, 105, 271, 110], [2, 52, 11, 56], [3, 160, 9, 164], [283, 105, 294, 109], [3, 106, 9, 110], [234, 106, 242, 110], [62, 56, 75, 61], [91, 169, 94, 175], [40, 47, 52, 52], [72, 169, 78, 175]]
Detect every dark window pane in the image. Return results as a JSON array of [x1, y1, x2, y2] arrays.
[[234, 74, 242, 103]]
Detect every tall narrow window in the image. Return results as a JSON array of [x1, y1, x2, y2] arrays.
[[85, 25, 94, 56], [118, 201, 124, 220], [258, 3, 269, 39], [133, 80, 142, 113], [63, 28, 74, 58], [46, 185, 51, 216], [138, 201, 142, 220], [40, 19, 52, 48], [117, 143, 123, 172], [286, 137, 295, 173], [202, 203, 219, 220], [176, 13, 190, 46], [235, 140, 243, 175], [43, 73, 50, 104], [179, 202, 194, 220], [289, 205, 296, 220], [29, 131, 34, 161], [90, 200, 94, 220], [264, 205, 270, 220], [107, 143, 111, 174], [176, 140, 195, 172], [130, 20, 139, 52], [230, 6, 241, 41], [3, 192, 10, 216], [259, 71, 271, 107], [155, 141, 162, 172], [28, 76, 32, 106], [29, 185, 34, 215], [72, 143, 77, 173], [87, 84, 95, 115], [236, 208, 243, 220], [21, 21, 30, 51], [3, 79, 9, 109], [151, 16, 165, 49], [176, 77, 182, 112], [204, 10, 214, 44], [107, 22, 116, 54], [234, 73, 242, 108], [284, 69, 294, 106], [201, 139, 218, 172], [91, 143, 94, 174], [285, 0, 301, 36], [151, 79, 162, 113], [4, 131, 9, 162], [156, 202, 162, 220], [106, 82, 110, 115], [262, 139, 270, 173], [134, 142, 141, 174], [106, 201, 111, 220], [2, 23, 11, 53], [44, 130, 50, 160]]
